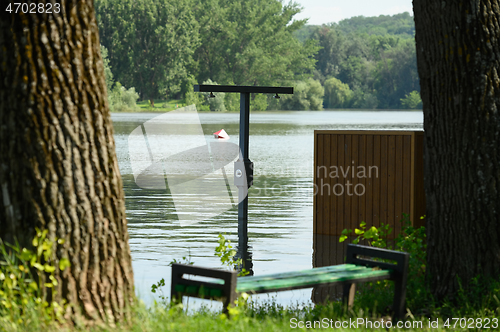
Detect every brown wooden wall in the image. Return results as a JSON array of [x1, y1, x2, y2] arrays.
[[311, 130, 425, 304], [313, 130, 425, 238]]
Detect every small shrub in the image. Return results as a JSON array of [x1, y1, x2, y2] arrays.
[[323, 77, 353, 109], [339, 215, 429, 313], [0, 229, 70, 328], [275, 79, 324, 110], [215, 234, 249, 277], [109, 82, 140, 112], [400, 90, 422, 109]]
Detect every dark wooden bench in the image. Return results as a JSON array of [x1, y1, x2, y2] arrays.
[[171, 244, 409, 320]]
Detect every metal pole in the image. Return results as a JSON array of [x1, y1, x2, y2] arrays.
[[193, 85, 293, 276], [237, 92, 252, 273]]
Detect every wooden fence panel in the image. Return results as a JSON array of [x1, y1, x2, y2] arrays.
[[313, 131, 425, 238]]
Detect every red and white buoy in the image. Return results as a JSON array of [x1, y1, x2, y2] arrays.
[[213, 129, 229, 139]]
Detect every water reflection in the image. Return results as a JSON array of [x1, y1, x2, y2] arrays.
[[312, 234, 348, 303]]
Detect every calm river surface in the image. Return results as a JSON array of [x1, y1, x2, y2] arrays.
[[112, 110, 423, 308]]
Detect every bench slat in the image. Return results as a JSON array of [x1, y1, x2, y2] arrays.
[[236, 266, 391, 293], [173, 264, 392, 295], [235, 264, 368, 283]]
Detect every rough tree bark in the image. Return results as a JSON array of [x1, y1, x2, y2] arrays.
[[413, 0, 500, 300], [0, 0, 134, 324]]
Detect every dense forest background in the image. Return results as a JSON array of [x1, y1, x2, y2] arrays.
[[95, 0, 420, 111]]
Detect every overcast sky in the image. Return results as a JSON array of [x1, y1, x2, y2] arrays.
[[292, 0, 414, 25]]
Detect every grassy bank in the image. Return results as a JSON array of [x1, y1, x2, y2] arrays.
[[2, 227, 499, 331], [3, 292, 499, 332], [134, 99, 186, 112]]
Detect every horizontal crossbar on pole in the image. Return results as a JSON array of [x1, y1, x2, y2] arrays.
[[194, 85, 293, 94]]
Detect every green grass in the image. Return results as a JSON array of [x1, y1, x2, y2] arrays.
[[2, 227, 500, 331], [2, 287, 499, 332], [135, 99, 186, 112]]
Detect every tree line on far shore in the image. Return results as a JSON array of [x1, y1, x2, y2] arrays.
[[95, 0, 420, 111]]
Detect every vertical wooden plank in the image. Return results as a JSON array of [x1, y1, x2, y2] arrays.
[[365, 135, 374, 227], [414, 132, 426, 227], [321, 233, 328, 269], [312, 232, 319, 302], [380, 135, 388, 228], [372, 135, 381, 227], [316, 134, 324, 234], [331, 235, 346, 301], [336, 135, 345, 236], [337, 234, 346, 298], [312, 233, 318, 267], [350, 134, 359, 227], [402, 135, 412, 226], [358, 134, 366, 224], [394, 135, 404, 236], [387, 135, 396, 234], [410, 132, 416, 226], [319, 233, 331, 302], [330, 134, 338, 235], [344, 135, 352, 231], [323, 133, 331, 235], [313, 132, 319, 234]]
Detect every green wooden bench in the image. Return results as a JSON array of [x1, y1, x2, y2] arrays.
[[171, 244, 409, 320]]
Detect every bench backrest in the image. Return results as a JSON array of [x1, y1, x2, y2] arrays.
[[345, 244, 409, 282]]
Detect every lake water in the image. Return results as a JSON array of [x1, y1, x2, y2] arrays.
[[112, 110, 423, 308]]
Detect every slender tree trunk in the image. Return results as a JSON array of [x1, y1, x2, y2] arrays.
[[413, 0, 500, 300], [0, 0, 134, 324]]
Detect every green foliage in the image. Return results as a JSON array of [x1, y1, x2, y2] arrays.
[[306, 79, 325, 110], [0, 229, 70, 327], [337, 56, 374, 92], [336, 12, 415, 37], [95, 0, 200, 101], [276, 79, 324, 110], [151, 252, 194, 305], [100, 45, 114, 93], [339, 221, 392, 247], [96, 1, 419, 111], [184, 75, 208, 111], [224, 92, 240, 112], [151, 233, 249, 307], [101, 44, 140, 112], [372, 39, 420, 108], [349, 88, 379, 109], [310, 26, 346, 82], [323, 77, 352, 108], [150, 278, 167, 304], [215, 234, 249, 277], [293, 24, 317, 43], [303, 13, 419, 109], [250, 94, 267, 112], [339, 215, 431, 312], [202, 79, 226, 112], [401, 90, 423, 109], [108, 83, 140, 112], [193, 0, 319, 86], [135, 99, 186, 112]]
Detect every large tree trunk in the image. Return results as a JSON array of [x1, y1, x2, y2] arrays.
[[413, 0, 500, 300], [0, 0, 134, 324]]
